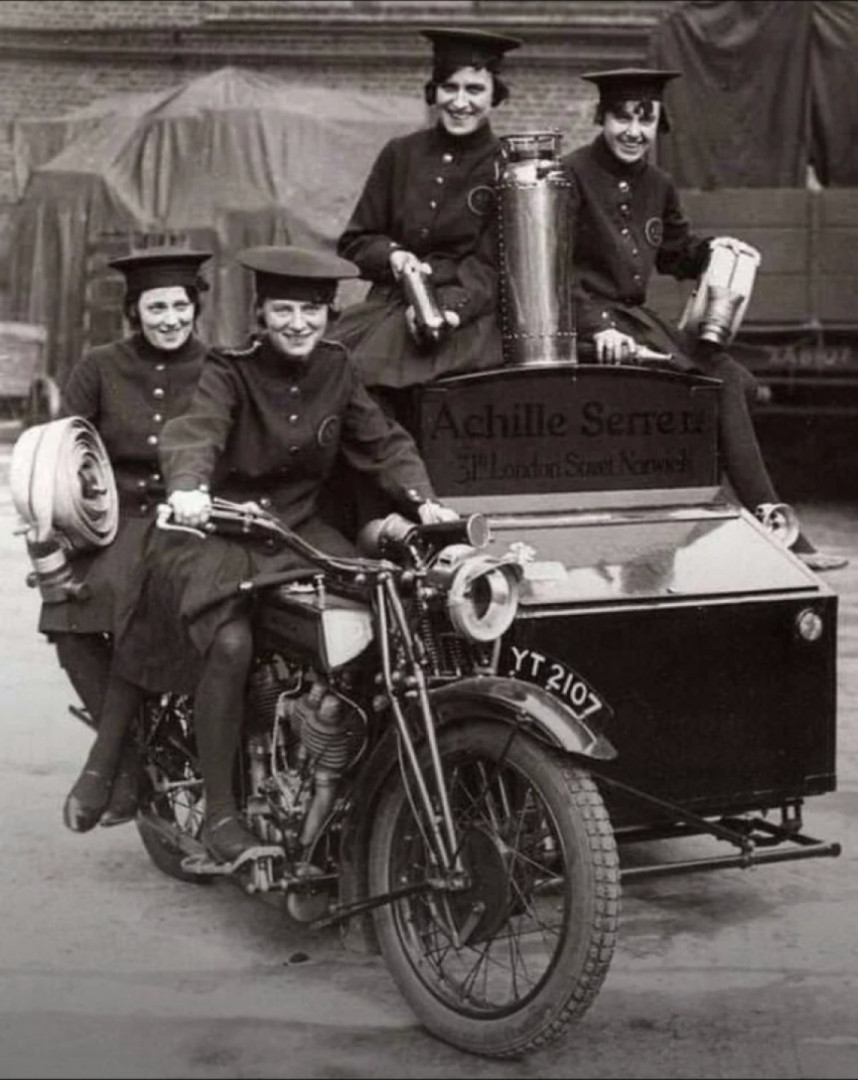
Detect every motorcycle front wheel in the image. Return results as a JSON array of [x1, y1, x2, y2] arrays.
[[368, 720, 619, 1058]]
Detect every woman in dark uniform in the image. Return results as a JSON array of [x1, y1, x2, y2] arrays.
[[332, 26, 521, 428], [562, 67, 846, 571], [56, 249, 214, 832], [114, 245, 458, 864]]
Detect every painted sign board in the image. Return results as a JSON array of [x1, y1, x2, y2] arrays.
[[416, 366, 720, 499]]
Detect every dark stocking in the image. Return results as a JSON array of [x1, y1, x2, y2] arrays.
[[194, 618, 254, 821], [54, 632, 112, 724]]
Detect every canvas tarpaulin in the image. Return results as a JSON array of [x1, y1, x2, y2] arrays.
[[5, 67, 425, 384], [649, 0, 858, 188]]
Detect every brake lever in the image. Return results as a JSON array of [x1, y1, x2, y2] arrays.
[[155, 503, 211, 539]]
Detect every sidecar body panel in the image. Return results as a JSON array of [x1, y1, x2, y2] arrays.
[[412, 363, 838, 831]]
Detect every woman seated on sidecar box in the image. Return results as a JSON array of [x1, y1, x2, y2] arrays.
[[41, 248, 216, 834], [106, 245, 458, 866], [332, 25, 522, 430], [563, 66, 847, 572]]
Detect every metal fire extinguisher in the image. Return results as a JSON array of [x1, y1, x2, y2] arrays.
[[496, 131, 576, 367]]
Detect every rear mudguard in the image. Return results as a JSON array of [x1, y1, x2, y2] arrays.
[[336, 673, 615, 953]]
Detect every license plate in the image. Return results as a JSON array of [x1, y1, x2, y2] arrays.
[[500, 644, 610, 723]]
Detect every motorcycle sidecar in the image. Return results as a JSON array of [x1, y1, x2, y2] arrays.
[[411, 361, 840, 878]]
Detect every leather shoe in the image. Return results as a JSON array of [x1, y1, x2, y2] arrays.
[[797, 551, 849, 572], [100, 770, 139, 827], [201, 811, 261, 864], [63, 769, 111, 833]]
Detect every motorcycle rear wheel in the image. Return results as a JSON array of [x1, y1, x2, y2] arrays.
[[368, 720, 619, 1058], [136, 696, 213, 885]]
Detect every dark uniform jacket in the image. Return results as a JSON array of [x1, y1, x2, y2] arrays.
[[40, 332, 207, 636], [160, 336, 436, 526], [562, 135, 711, 349], [338, 122, 499, 327], [63, 333, 209, 516]]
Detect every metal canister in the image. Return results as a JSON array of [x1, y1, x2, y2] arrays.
[[496, 132, 576, 366]]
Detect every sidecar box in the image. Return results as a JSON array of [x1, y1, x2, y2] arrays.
[[413, 364, 837, 827]]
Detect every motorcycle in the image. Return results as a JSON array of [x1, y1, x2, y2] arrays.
[[121, 496, 620, 1058]]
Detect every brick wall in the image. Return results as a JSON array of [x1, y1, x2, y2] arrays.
[[0, 0, 674, 317]]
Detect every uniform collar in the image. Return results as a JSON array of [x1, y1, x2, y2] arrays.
[[257, 333, 323, 375], [130, 331, 203, 363], [431, 119, 496, 153], [591, 133, 649, 179]]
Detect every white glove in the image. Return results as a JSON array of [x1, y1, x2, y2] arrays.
[[593, 329, 640, 365], [389, 249, 432, 282], [168, 488, 212, 527], [418, 500, 460, 525]]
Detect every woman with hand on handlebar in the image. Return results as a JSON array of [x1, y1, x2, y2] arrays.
[[56, 249, 215, 833], [114, 245, 457, 865]]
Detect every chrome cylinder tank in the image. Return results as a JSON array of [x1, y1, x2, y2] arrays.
[[496, 132, 576, 366]]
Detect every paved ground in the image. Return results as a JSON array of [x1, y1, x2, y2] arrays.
[[1, 430, 857, 1079]]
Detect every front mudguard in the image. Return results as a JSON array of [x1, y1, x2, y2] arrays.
[[336, 673, 615, 953], [428, 675, 616, 761]]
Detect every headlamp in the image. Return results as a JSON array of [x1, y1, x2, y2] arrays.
[[754, 502, 800, 550], [427, 544, 522, 643]]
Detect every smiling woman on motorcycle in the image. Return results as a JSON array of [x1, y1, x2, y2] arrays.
[[111, 245, 458, 864], [54, 248, 214, 833]]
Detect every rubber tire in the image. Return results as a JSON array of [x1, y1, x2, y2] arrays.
[[368, 720, 619, 1058]]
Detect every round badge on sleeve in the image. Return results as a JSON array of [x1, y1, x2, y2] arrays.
[[317, 415, 341, 447], [645, 218, 664, 247], [467, 185, 495, 216]]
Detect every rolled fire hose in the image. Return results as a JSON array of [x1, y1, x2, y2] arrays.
[[10, 416, 118, 550]]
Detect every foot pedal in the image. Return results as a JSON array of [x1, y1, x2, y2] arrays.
[[181, 844, 283, 876]]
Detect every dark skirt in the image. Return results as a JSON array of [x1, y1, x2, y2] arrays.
[[38, 515, 155, 638], [114, 516, 358, 695], [332, 285, 504, 389]]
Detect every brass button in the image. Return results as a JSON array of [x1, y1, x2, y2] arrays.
[[289, 445, 299, 455], [155, 363, 166, 372], [153, 387, 165, 399], [151, 472, 161, 482], [435, 176, 444, 185], [260, 497, 272, 509], [146, 435, 158, 446], [289, 414, 298, 424], [430, 200, 437, 209], [442, 152, 453, 163], [618, 180, 630, 192], [621, 228, 630, 236], [153, 413, 163, 423], [290, 386, 300, 396], [137, 479, 147, 489]]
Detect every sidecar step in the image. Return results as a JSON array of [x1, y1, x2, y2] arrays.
[[620, 836, 841, 882]]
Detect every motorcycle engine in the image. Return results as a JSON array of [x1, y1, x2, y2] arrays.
[[245, 655, 367, 851]]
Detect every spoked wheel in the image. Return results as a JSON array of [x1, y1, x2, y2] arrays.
[[136, 695, 212, 884], [368, 720, 619, 1058]]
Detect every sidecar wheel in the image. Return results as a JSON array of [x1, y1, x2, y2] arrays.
[[368, 720, 619, 1058]]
